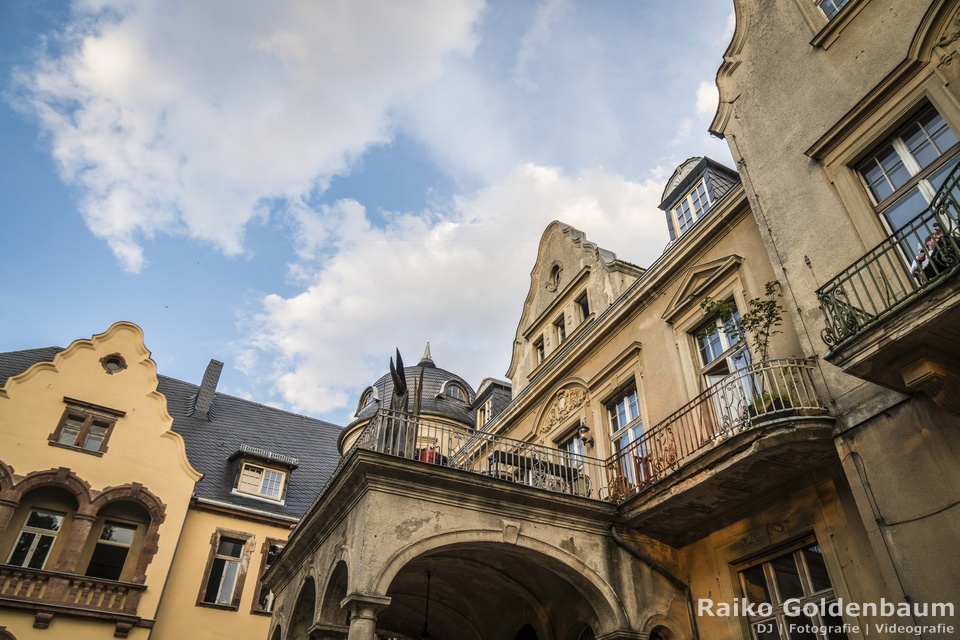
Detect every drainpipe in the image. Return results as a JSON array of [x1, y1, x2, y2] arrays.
[[610, 526, 700, 640]]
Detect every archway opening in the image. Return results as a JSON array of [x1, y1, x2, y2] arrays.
[[319, 560, 350, 627], [288, 577, 316, 639], [376, 542, 608, 640]]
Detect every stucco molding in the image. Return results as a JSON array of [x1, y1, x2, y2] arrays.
[[533, 380, 590, 439], [710, 0, 748, 137]]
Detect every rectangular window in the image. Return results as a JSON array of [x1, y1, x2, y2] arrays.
[[817, 0, 849, 19], [857, 103, 959, 232], [576, 292, 590, 323], [203, 536, 245, 607], [237, 462, 286, 500], [554, 315, 566, 344], [738, 540, 848, 640], [86, 521, 137, 581], [48, 400, 123, 455], [7, 509, 64, 570], [534, 337, 545, 365], [672, 179, 712, 236], [696, 306, 750, 380], [608, 388, 643, 453], [253, 540, 284, 614]]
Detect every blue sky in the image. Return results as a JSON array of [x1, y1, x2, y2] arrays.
[[1, 0, 734, 425]]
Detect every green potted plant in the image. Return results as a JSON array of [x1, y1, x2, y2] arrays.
[[700, 282, 793, 416]]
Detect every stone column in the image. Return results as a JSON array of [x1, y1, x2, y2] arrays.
[[0, 496, 18, 538], [341, 593, 391, 640], [52, 511, 97, 573]]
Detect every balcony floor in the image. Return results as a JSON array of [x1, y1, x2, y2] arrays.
[[616, 416, 837, 546]]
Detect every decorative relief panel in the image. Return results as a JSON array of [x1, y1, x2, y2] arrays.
[[545, 387, 587, 432]]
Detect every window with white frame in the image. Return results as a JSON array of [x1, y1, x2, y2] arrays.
[[695, 306, 750, 383], [200, 533, 252, 608], [237, 462, 286, 501], [816, 0, 849, 20], [608, 388, 643, 453], [671, 178, 712, 237], [7, 509, 64, 570], [857, 103, 959, 232], [445, 383, 467, 401], [85, 521, 137, 581], [738, 539, 849, 640]]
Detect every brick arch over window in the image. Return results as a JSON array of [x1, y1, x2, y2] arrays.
[[90, 484, 167, 584], [10, 467, 94, 512], [0, 626, 17, 640], [0, 461, 15, 493]]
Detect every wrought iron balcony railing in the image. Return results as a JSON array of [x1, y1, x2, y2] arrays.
[[604, 358, 827, 501], [356, 408, 608, 499], [817, 163, 960, 349]]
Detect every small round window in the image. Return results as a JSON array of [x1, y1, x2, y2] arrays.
[[445, 384, 466, 401], [100, 353, 127, 374]]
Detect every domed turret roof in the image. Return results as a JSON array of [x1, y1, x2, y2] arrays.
[[352, 345, 476, 428]]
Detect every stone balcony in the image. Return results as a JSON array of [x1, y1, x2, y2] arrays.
[[0, 564, 147, 637], [606, 358, 835, 546], [816, 162, 960, 414]]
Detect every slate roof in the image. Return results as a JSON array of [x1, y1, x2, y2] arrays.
[[353, 356, 476, 428], [158, 374, 342, 520], [0, 347, 64, 388], [0, 347, 343, 520]]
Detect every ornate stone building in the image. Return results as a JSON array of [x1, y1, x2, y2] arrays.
[[263, 2, 960, 639], [0, 323, 342, 640]]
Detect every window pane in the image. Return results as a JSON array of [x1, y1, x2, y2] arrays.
[[218, 538, 245, 558], [802, 543, 832, 592], [26, 511, 63, 531], [218, 561, 239, 605], [740, 564, 771, 604], [883, 186, 930, 231], [239, 465, 264, 493], [58, 416, 84, 445], [100, 522, 136, 545], [772, 554, 805, 601], [205, 558, 227, 602], [27, 534, 55, 569], [83, 422, 110, 451], [8, 532, 36, 566], [261, 470, 283, 497], [86, 543, 129, 580]]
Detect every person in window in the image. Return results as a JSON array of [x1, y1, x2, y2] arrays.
[[913, 236, 938, 283]]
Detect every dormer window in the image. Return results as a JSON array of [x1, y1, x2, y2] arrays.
[[534, 337, 545, 365], [229, 445, 298, 503], [237, 463, 286, 500], [672, 179, 712, 236], [445, 383, 466, 401], [659, 157, 740, 242]]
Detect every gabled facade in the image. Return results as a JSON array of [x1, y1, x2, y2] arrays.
[[0, 323, 342, 640]]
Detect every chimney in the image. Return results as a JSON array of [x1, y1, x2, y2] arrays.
[[194, 359, 223, 420]]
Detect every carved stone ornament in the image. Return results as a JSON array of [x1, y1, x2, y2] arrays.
[[546, 388, 587, 430], [767, 519, 790, 536]]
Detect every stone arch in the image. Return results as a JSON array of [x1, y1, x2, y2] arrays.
[[910, 0, 960, 60], [269, 623, 282, 640], [288, 576, 317, 639], [0, 627, 16, 640], [10, 467, 93, 511], [90, 483, 167, 583], [372, 529, 630, 635], [0, 461, 15, 493], [641, 612, 684, 640], [319, 560, 350, 627]]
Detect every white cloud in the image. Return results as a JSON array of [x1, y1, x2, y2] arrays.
[[696, 80, 719, 120], [240, 164, 667, 418], [17, 0, 484, 271]]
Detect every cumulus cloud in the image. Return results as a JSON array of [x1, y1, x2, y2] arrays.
[[16, 0, 483, 271], [240, 164, 667, 417]]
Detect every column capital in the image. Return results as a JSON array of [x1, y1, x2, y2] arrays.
[[340, 592, 392, 614]]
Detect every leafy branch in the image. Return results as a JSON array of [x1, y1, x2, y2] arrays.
[[700, 281, 784, 363]]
